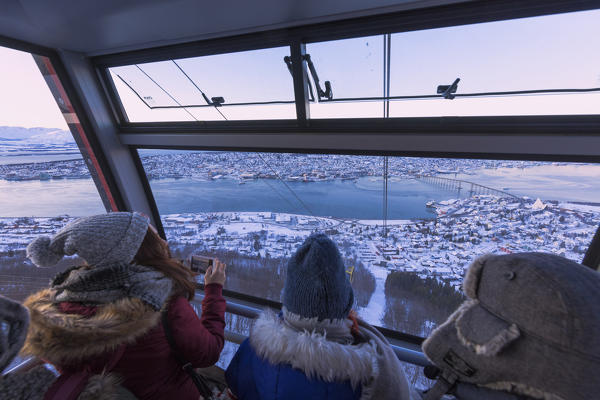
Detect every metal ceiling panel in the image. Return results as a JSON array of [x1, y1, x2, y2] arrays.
[[0, 0, 470, 54]]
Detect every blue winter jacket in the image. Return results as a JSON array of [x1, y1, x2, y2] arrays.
[[225, 339, 362, 400]]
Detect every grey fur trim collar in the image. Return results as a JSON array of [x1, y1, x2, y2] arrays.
[[249, 310, 378, 390], [281, 307, 355, 344]]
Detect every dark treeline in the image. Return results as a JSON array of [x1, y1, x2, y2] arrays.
[[383, 270, 465, 387], [171, 245, 376, 308], [1, 244, 376, 308], [383, 270, 465, 337]]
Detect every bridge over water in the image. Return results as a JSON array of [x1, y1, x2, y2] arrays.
[[416, 175, 523, 201]]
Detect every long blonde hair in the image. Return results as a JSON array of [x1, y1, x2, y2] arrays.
[[132, 227, 196, 300]]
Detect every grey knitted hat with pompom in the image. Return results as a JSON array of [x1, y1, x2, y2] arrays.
[[26, 212, 150, 267], [283, 233, 354, 321]]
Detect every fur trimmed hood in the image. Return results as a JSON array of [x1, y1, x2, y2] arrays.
[[22, 288, 161, 365], [249, 310, 378, 389], [227, 310, 411, 400]]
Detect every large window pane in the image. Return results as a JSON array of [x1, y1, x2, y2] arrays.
[[0, 46, 104, 303], [306, 36, 384, 118], [140, 149, 598, 383], [139, 149, 599, 326], [110, 46, 296, 122], [302, 9, 600, 119], [389, 10, 600, 116], [392, 11, 600, 94]]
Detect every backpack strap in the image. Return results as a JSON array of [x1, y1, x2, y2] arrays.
[[162, 309, 213, 398], [44, 344, 126, 400]]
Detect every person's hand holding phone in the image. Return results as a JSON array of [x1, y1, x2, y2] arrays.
[[204, 259, 226, 286]]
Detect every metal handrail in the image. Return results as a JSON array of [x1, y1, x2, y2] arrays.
[[193, 292, 430, 367], [195, 283, 424, 345], [5, 291, 429, 377], [3, 357, 43, 375]]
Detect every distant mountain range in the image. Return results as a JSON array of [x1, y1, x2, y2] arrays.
[[0, 126, 79, 164], [0, 126, 75, 144]]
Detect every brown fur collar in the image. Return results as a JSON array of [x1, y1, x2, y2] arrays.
[[21, 289, 161, 365]]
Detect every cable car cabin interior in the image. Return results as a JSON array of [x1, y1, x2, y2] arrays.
[[1, 0, 600, 399]]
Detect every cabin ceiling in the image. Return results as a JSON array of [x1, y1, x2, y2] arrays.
[[0, 0, 472, 55]]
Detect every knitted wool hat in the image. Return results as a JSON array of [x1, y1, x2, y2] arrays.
[[26, 212, 150, 267], [283, 233, 354, 321]]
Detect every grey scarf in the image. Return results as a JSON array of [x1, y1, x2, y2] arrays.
[[51, 263, 173, 310], [358, 319, 413, 400]]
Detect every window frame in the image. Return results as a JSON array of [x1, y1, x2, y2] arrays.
[[0, 0, 597, 358], [132, 145, 600, 277], [54, 0, 600, 341], [94, 0, 600, 130], [0, 34, 125, 213]]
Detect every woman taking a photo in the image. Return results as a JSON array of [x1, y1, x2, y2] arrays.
[[22, 212, 226, 400]]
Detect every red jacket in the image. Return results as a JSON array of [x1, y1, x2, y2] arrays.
[[45, 283, 226, 400], [115, 284, 226, 399]]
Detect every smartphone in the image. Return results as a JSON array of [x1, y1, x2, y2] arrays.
[[188, 255, 214, 273]]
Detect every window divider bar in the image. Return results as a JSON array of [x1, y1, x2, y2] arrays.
[[96, 66, 130, 125], [290, 41, 310, 125], [582, 225, 600, 270], [128, 147, 166, 239]]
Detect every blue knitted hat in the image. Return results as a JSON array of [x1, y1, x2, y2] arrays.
[[283, 233, 354, 321]]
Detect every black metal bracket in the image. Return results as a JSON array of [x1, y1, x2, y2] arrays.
[[437, 78, 460, 99], [284, 55, 315, 103], [303, 54, 333, 101], [284, 54, 332, 102]]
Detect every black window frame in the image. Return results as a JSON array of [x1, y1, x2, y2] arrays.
[[94, 0, 600, 132], [94, 0, 600, 340], [0, 35, 125, 213]]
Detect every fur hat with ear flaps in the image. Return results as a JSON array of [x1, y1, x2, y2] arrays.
[[0, 295, 59, 400], [422, 252, 600, 400], [26, 212, 149, 267], [0, 295, 29, 372], [283, 233, 354, 321]]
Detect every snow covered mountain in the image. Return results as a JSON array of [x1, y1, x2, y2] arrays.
[[0, 126, 79, 164], [0, 126, 74, 143], [24, 130, 74, 144]]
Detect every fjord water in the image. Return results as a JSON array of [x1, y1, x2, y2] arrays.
[[1, 163, 599, 218]]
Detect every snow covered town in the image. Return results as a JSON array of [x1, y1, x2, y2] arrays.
[[1, 194, 598, 288], [158, 195, 598, 287], [0, 150, 557, 182]]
